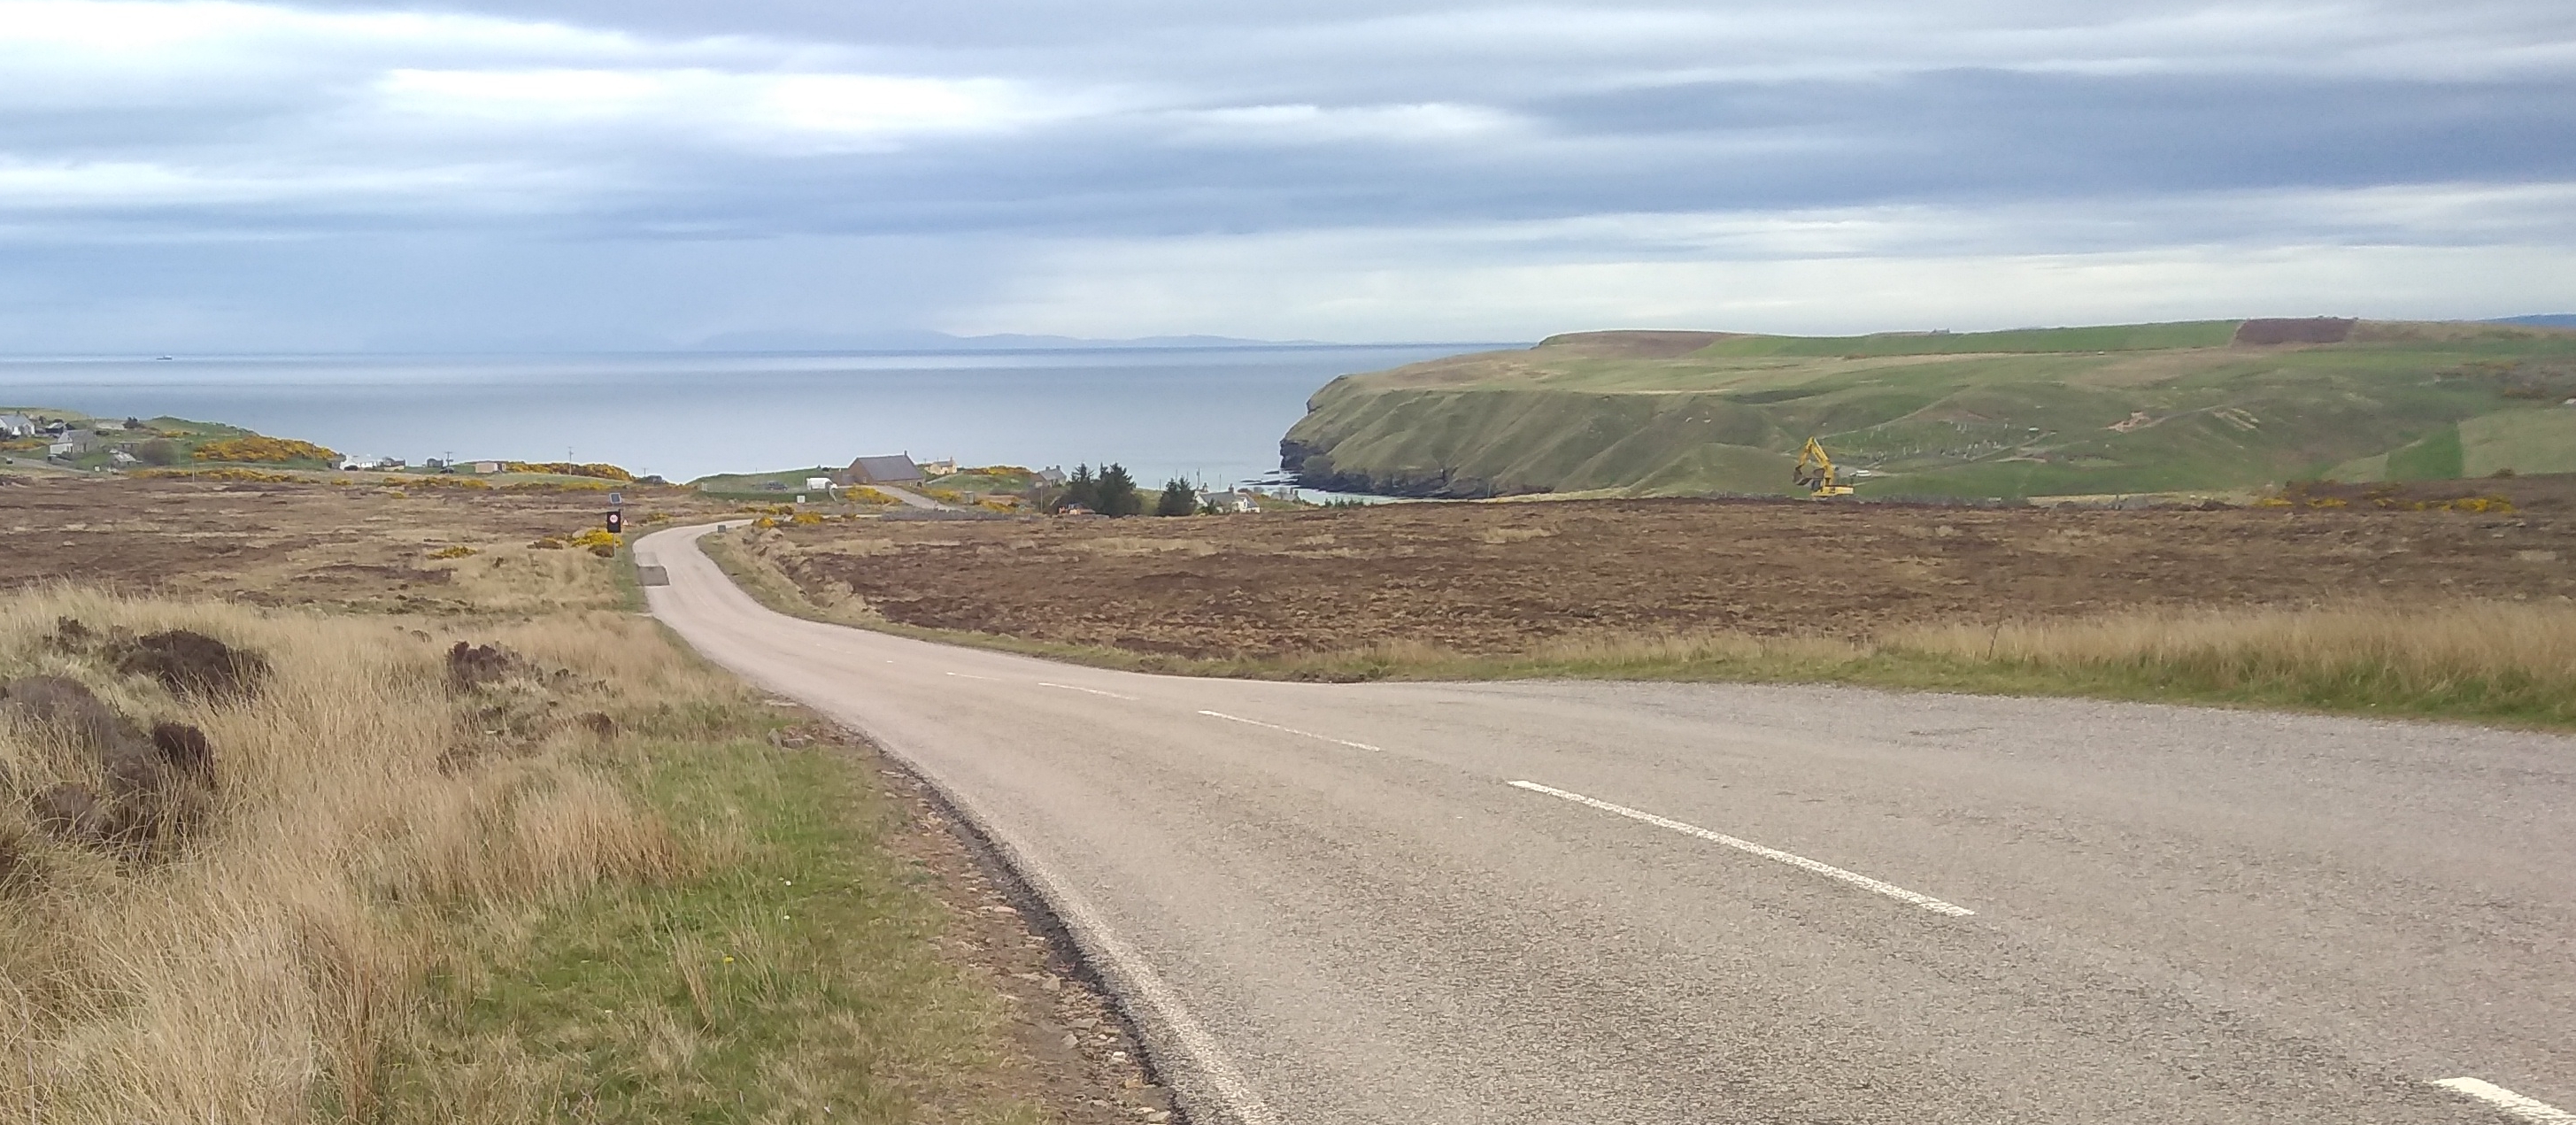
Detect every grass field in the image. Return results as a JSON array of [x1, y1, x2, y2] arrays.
[[713, 531, 2576, 730], [709, 492, 2576, 731], [0, 477, 1168, 1124], [2461, 408, 2576, 477], [1282, 320, 2576, 498]]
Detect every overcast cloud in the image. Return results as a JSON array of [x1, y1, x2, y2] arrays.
[[4, 0, 2573, 349]]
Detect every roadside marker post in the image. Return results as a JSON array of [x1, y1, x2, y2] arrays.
[[606, 490, 625, 535]]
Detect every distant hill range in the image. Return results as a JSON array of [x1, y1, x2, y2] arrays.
[[1280, 319, 2576, 500], [684, 329, 1332, 351]]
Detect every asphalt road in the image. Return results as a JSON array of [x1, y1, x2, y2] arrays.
[[870, 482, 954, 510], [638, 523, 2575, 1125]]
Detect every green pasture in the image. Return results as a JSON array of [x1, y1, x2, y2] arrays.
[[1284, 320, 2576, 498]]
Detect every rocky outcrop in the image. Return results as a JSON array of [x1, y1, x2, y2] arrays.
[[1277, 436, 1522, 498]]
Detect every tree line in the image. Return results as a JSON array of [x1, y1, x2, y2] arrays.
[[1041, 464, 1224, 517]]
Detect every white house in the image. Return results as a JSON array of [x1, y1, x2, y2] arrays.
[[47, 431, 104, 460], [0, 413, 33, 438], [1199, 489, 1259, 512]]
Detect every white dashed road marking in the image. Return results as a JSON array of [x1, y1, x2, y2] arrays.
[[1040, 682, 1138, 700], [1199, 710, 1381, 751], [2433, 1078, 2576, 1123], [1508, 780, 1976, 917], [945, 671, 1000, 681]]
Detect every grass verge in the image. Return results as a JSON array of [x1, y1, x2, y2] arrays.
[[0, 575, 1041, 1121], [389, 720, 1035, 1123], [706, 528, 2576, 731]]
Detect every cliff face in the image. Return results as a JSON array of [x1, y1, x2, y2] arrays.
[[1280, 376, 1799, 498], [1275, 321, 2576, 499]]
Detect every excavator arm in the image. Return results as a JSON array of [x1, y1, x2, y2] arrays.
[[1793, 436, 1855, 497]]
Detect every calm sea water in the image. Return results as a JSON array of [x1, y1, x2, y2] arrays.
[[0, 345, 1491, 488]]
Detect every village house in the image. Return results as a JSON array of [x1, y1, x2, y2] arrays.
[[917, 458, 958, 477], [1199, 489, 1261, 512], [0, 413, 34, 438], [837, 454, 924, 486], [46, 430, 104, 460]]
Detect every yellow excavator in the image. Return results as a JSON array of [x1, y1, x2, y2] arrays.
[[1793, 436, 1855, 498]]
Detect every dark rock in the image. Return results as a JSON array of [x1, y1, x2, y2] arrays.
[[446, 642, 521, 689], [151, 721, 215, 784], [30, 783, 102, 842], [50, 616, 94, 651], [0, 825, 28, 891], [0, 675, 144, 751], [113, 630, 269, 700]]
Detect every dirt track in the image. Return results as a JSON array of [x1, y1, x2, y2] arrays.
[[752, 484, 2576, 657]]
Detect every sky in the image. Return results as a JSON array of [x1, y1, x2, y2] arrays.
[[4, 0, 2575, 351]]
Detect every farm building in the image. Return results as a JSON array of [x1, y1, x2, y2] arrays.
[[839, 455, 924, 486], [1200, 489, 1261, 512]]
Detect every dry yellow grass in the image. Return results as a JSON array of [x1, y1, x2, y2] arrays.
[[1888, 600, 2576, 705], [1453, 601, 2576, 725], [0, 582, 745, 1123]]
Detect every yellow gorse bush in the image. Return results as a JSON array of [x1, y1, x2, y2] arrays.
[[131, 467, 299, 482], [193, 436, 338, 464]]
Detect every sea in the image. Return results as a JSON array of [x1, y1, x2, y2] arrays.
[[0, 344, 1494, 490]]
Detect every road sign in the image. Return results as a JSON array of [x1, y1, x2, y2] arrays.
[[607, 490, 624, 506], [605, 510, 623, 534]]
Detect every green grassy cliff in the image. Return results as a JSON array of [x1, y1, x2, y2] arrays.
[[1279, 320, 2576, 498]]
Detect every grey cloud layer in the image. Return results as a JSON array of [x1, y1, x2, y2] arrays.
[[3, 0, 2572, 347]]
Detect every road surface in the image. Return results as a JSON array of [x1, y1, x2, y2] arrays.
[[637, 523, 2574, 1125], [873, 482, 955, 510]]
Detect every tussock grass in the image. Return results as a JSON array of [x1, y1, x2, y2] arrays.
[[1883, 601, 2576, 721], [0, 573, 1042, 1121], [0, 588, 703, 1122], [428, 543, 635, 614]]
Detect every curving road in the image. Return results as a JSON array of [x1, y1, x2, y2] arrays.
[[637, 522, 2575, 1125]]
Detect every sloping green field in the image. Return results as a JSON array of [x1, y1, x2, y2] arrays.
[[1281, 321, 2576, 498]]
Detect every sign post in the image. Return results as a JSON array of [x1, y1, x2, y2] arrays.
[[606, 490, 624, 536]]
